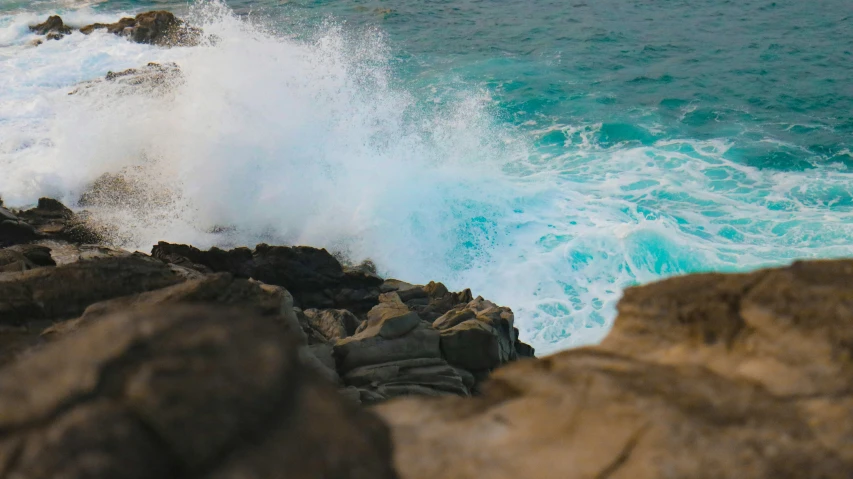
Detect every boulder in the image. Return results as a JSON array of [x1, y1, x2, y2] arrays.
[[434, 296, 530, 374], [438, 320, 504, 371], [335, 323, 440, 373], [330, 296, 468, 401], [29, 15, 72, 37], [334, 299, 440, 373], [0, 245, 54, 273], [376, 260, 853, 479], [0, 305, 398, 479], [4, 198, 104, 245], [80, 11, 201, 46], [0, 211, 41, 247], [0, 254, 180, 326]]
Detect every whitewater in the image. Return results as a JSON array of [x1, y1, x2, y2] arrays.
[[2, 0, 853, 354]]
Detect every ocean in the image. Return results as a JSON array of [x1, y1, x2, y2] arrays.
[[1, 0, 852, 354]]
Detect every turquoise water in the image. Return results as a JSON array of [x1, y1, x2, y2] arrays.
[[2, 0, 852, 352]]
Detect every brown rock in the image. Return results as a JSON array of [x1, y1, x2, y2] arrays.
[[29, 15, 71, 36], [0, 253, 180, 326], [0, 245, 54, 273], [7, 198, 104, 245], [80, 11, 201, 46], [0, 305, 398, 479], [41, 273, 298, 339], [375, 260, 853, 478]]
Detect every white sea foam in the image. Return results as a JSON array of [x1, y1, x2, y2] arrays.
[[2, 1, 853, 354]]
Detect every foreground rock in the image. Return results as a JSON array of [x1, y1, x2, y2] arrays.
[[0, 305, 398, 479], [152, 242, 535, 403], [376, 260, 853, 478], [80, 11, 201, 46]]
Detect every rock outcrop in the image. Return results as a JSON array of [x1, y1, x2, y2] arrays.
[[152, 241, 385, 313], [1, 197, 102, 246], [150, 241, 534, 404], [376, 260, 853, 478], [80, 11, 201, 46], [7, 193, 849, 476], [28, 11, 201, 47], [28, 15, 71, 41], [0, 198, 533, 396], [0, 305, 398, 479]]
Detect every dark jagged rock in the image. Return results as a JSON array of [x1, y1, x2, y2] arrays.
[[80, 11, 201, 46], [0, 305, 399, 479], [152, 241, 252, 276], [6, 198, 104, 245], [0, 245, 55, 273], [0, 216, 41, 247], [152, 242, 384, 312], [29, 15, 72, 38]]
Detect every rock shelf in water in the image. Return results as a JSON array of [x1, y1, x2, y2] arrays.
[[28, 12, 201, 47]]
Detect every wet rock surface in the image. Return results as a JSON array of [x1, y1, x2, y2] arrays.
[[28, 11, 201, 47], [80, 11, 201, 46], [28, 15, 71, 40]]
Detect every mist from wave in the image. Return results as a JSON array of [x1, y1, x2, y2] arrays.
[[2, 1, 853, 353]]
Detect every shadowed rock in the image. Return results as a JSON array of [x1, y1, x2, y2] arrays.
[[0, 305, 398, 479], [152, 242, 384, 312], [0, 254, 180, 326]]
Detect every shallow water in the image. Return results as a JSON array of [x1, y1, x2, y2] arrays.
[[2, 0, 852, 353]]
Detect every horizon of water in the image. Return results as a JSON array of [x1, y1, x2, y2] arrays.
[[2, 0, 852, 354]]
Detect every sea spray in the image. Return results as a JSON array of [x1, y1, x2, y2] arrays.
[[3, 1, 853, 354]]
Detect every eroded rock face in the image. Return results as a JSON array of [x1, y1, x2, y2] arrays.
[[41, 273, 299, 339], [376, 260, 853, 478], [0, 254, 180, 326], [0, 305, 398, 479], [80, 11, 201, 46]]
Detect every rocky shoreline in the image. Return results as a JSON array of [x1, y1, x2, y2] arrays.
[[3, 11, 851, 478], [3, 196, 852, 478]]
